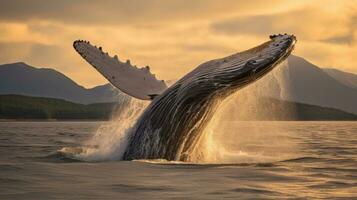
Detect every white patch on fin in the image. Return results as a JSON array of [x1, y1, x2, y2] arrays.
[[73, 40, 168, 100]]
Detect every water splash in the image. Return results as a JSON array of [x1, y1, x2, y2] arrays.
[[192, 61, 301, 164], [59, 98, 148, 161]]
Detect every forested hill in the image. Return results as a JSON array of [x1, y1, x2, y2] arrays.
[[0, 95, 121, 120], [0, 95, 356, 121]]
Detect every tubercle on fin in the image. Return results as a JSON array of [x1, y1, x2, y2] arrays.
[[73, 40, 165, 83]]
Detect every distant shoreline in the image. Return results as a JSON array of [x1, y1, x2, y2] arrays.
[[1, 94, 357, 121]]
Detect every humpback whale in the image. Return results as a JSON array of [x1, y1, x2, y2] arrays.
[[73, 34, 296, 161]]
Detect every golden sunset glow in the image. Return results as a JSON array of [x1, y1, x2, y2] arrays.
[[0, 0, 356, 87]]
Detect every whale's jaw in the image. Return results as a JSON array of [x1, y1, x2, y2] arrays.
[[123, 34, 297, 161]]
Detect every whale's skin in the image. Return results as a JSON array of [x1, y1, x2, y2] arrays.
[[122, 34, 297, 161]]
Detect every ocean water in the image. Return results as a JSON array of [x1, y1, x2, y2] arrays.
[[0, 121, 356, 199]]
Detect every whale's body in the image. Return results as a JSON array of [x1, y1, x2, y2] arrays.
[[74, 34, 296, 161]]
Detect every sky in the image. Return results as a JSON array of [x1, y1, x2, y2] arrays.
[[0, 0, 356, 88]]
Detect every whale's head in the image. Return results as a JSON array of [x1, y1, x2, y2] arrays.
[[193, 34, 297, 95], [169, 34, 297, 101], [243, 34, 296, 79]]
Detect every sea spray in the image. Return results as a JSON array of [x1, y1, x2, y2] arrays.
[[60, 98, 148, 161], [193, 61, 300, 163]]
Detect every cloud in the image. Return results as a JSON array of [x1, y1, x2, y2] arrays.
[[321, 15, 357, 45], [180, 43, 233, 53], [211, 7, 350, 41], [0, 0, 356, 87], [0, 0, 299, 26], [0, 42, 32, 63], [322, 34, 354, 45], [0, 41, 67, 67]]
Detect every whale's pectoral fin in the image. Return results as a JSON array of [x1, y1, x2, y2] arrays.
[[73, 40, 168, 100]]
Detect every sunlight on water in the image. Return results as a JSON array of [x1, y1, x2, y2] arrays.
[[3, 121, 357, 199], [195, 62, 301, 164]]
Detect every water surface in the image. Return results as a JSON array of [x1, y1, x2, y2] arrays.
[[0, 121, 356, 199]]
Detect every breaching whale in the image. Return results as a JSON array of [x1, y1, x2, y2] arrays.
[[73, 34, 296, 161]]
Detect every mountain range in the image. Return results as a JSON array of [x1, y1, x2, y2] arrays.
[[0, 55, 356, 114], [285, 55, 357, 114], [241, 55, 357, 114], [323, 68, 357, 89], [0, 62, 123, 104]]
